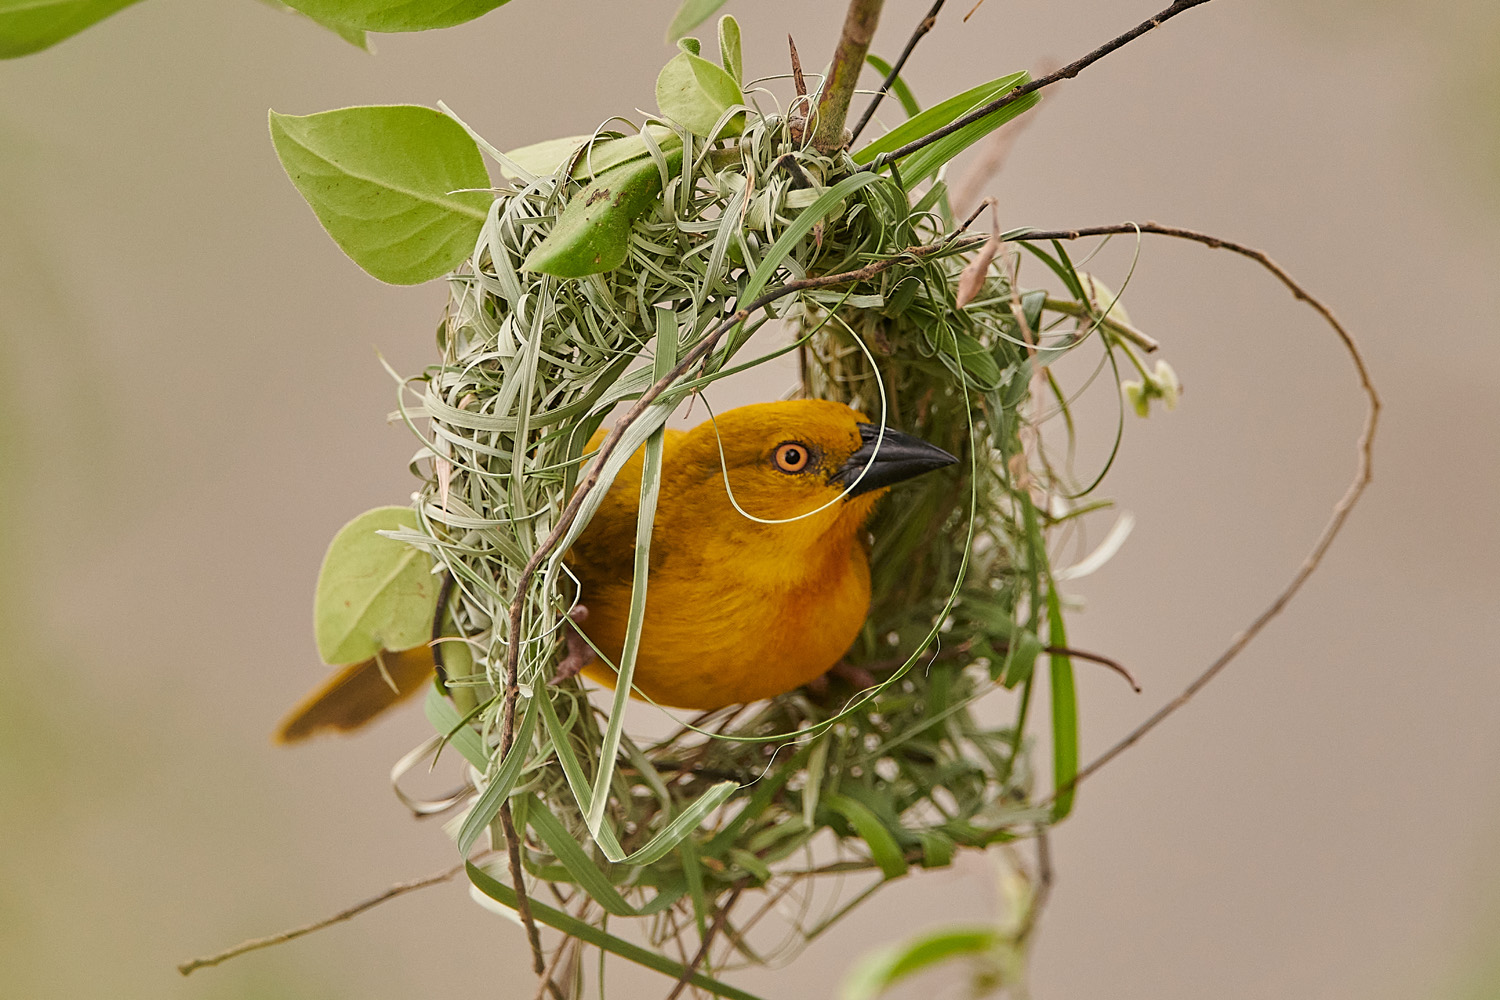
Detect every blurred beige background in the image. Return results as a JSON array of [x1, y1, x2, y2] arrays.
[[3, 1, 1499, 998]]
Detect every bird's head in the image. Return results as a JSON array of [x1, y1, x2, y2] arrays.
[[677, 400, 957, 542]]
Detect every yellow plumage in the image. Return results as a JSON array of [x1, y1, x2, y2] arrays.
[[277, 399, 953, 740]]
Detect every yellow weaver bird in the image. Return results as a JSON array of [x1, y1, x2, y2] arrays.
[[277, 400, 954, 740]]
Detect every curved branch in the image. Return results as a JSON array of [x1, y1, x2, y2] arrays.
[[1016, 222, 1381, 799]]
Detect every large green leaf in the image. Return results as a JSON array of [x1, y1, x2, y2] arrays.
[[269, 105, 491, 284], [314, 506, 439, 665], [0, 0, 142, 58], [521, 149, 682, 278], [281, 0, 508, 33], [655, 47, 744, 138]]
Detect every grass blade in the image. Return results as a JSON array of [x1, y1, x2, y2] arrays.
[[824, 793, 909, 881], [1046, 588, 1078, 821], [584, 307, 676, 850], [456, 694, 539, 856], [467, 863, 767, 1000]]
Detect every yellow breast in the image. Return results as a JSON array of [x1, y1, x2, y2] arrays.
[[569, 418, 878, 710]]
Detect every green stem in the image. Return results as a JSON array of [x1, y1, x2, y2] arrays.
[[1042, 296, 1159, 353], [813, 0, 886, 153]]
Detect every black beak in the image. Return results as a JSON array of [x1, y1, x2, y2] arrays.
[[830, 423, 958, 498]]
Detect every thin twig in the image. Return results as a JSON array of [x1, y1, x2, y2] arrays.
[[854, 634, 1136, 690], [531, 899, 591, 1000], [867, 0, 1218, 169], [499, 800, 557, 996], [1044, 645, 1140, 692], [1014, 827, 1052, 944], [531, 937, 576, 1000], [177, 862, 467, 975], [719, 878, 798, 962], [1011, 222, 1380, 799], [813, 0, 887, 153], [848, 0, 948, 144], [664, 887, 744, 1000]]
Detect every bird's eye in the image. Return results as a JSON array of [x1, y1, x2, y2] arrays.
[[773, 442, 812, 473]]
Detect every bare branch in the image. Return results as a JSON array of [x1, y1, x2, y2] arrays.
[[178, 862, 467, 976], [664, 886, 744, 1000], [848, 0, 948, 144], [1015, 222, 1380, 800], [867, 0, 1217, 170]]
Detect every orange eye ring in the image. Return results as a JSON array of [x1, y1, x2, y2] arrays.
[[773, 442, 812, 473]]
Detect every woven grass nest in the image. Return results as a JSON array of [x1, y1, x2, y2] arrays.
[[388, 73, 1161, 987]]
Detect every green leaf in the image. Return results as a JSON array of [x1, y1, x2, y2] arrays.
[[946, 329, 1002, 389], [865, 53, 922, 119], [616, 780, 736, 866], [281, 0, 509, 33], [852, 72, 1041, 186], [313, 506, 439, 665], [524, 795, 640, 915], [655, 48, 744, 138], [1046, 588, 1078, 821], [717, 14, 741, 86], [499, 135, 591, 179], [0, 0, 141, 58], [303, 13, 368, 48], [467, 863, 767, 1000], [502, 127, 680, 182], [269, 105, 492, 284], [423, 686, 488, 769], [999, 627, 1043, 688], [824, 793, 909, 881], [262, 1, 368, 49], [454, 696, 538, 856], [915, 830, 954, 869], [663, 0, 726, 42], [522, 150, 681, 278], [842, 926, 1001, 1000]]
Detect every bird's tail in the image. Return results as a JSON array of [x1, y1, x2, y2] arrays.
[[275, 645, 436, 743]]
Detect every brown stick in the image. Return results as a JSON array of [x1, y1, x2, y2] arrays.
[[1013, 222, 1380, 800], [663, 887, 744, 1000], [177, 862, 467, 975], [813, 0, 887, 153], [788, 34, 807, 97], [498, 802, 555, 993], [868, 0, 1217, 169]]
